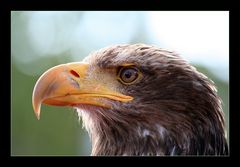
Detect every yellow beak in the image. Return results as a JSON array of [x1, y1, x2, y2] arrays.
[[32, 62, 133, 120]]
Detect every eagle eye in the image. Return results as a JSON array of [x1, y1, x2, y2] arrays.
[[118, 66, 141, 84]]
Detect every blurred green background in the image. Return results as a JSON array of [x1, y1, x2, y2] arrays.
[[11, 11, 229, 155]]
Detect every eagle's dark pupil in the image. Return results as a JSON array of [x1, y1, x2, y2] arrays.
[[124, 71, 132, 78]]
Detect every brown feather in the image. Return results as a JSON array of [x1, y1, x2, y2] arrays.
[[77, 44, 228, 155]]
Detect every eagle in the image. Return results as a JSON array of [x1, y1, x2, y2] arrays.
[[32, 44, 228, 156]]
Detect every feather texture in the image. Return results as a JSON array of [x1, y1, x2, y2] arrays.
[[76, 44, 228, 155]]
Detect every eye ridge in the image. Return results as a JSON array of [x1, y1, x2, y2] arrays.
[[118, 66, 141, 85]]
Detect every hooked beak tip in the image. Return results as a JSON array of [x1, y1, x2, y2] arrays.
[[36, 112, 40, 120], [33, 102, 41, 120]]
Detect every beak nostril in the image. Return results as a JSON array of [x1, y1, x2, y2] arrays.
[[70, 70, 80, 78]]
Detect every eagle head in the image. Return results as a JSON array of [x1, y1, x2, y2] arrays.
[[32, 44, 228, 155]]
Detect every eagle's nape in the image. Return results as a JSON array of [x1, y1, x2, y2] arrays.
[[32, 43, 228, 156]]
